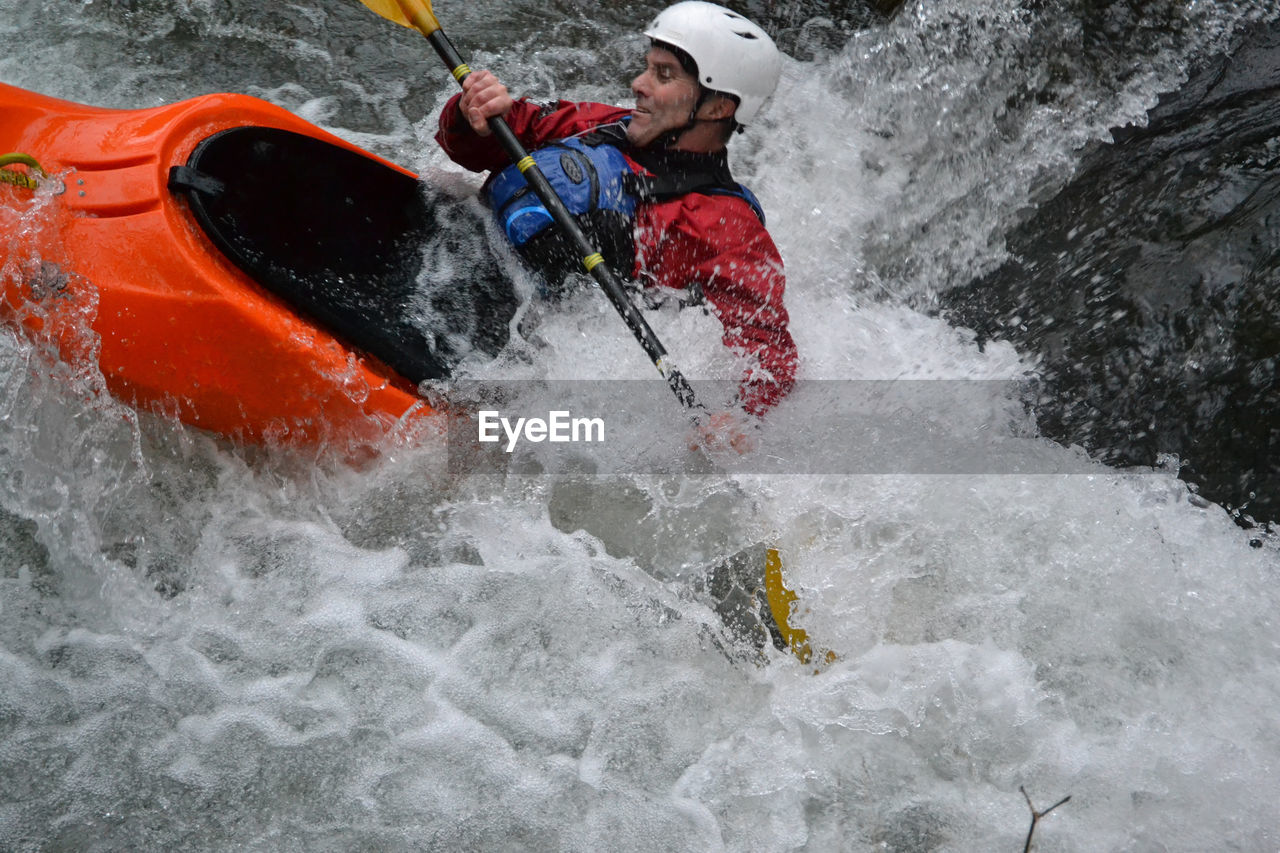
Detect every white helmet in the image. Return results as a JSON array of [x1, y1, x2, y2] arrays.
[[643, 1, 781, 125]]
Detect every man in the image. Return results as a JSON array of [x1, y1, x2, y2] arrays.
[[436, 1, 797, 447]]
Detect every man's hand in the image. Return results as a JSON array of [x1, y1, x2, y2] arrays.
[[687, 410, 760, 456], [458, 69, 513, 137]]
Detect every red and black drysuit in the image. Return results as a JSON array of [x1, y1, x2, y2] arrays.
[[436, 96, 797, 416]]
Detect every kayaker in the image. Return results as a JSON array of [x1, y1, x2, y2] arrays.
[[435, 1, 797, 451]]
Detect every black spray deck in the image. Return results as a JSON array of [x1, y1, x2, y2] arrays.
[[169, 126, 516, 384]]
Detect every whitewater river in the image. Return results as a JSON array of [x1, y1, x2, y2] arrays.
[[2, 0, 1278, 850]]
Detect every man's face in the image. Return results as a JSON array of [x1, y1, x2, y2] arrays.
[[627, 47, 700, 148]]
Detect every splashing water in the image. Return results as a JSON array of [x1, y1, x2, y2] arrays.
[[1, 0, 1278, 850]]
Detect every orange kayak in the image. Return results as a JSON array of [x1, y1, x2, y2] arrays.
[[0, 83, 498, 449]]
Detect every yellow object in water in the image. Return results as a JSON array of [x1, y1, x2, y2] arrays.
[[0, 152, 44, 190], [764, 548, 838, 669]]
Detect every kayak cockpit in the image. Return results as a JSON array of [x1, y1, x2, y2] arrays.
[[169, 126, 451, 384]]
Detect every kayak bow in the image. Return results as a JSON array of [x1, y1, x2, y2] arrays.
[[0, 83, 436, 447]]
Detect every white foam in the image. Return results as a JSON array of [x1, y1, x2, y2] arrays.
[[1, 1, 1277, 849]]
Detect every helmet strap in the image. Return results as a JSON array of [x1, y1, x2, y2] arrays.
[[649, 88, 735, 150]]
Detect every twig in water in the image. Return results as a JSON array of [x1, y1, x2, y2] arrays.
[[1020, 786, 1071, 853]]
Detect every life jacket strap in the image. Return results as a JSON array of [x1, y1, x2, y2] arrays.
[[581, 121, 766, 224], [625, 171, 766, 226]]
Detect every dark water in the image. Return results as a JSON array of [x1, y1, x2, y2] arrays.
[[941, 19, 1280, 525]]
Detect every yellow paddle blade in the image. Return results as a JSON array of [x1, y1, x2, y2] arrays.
[[359, 0, 411, 27], [764, 548, 838, 670], [358, 0, 440, 36]]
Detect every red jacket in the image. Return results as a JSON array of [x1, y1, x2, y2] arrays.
[[436, 97, 797, 416]]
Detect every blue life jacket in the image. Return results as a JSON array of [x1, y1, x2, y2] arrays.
[[481, 131, 765, 257], [483, 137, 639, 247]]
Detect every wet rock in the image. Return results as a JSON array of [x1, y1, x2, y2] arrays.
[[942, 19, 1280, 523]]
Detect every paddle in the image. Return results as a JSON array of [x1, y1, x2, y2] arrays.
[[359, 0, 831, 668], [360, 0, 700, 413]]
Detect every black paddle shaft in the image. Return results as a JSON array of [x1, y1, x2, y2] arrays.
[[424, 29, 701, 412]]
